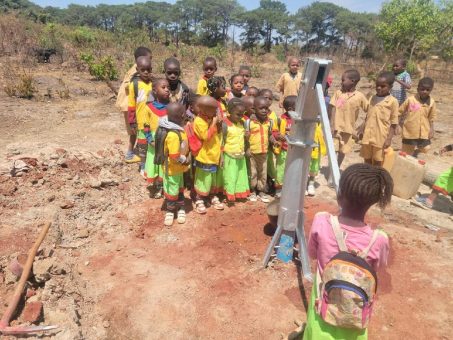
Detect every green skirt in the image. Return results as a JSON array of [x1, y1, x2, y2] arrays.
[[275, 150, 287, 188], [144, 142, 162, 184], [303, 276, 367, 340], [194, 167, 223, 197], [223, 154, 250, 201]]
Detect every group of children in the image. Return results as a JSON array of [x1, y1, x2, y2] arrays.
[[116, 48, 308, 226], [113, 48, 447, 339]]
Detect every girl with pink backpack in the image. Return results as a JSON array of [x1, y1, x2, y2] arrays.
[[304, 163, 392, 340]]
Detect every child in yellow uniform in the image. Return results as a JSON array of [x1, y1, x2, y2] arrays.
[[274, 96, 296, 197], [246, 96, 275, 203], [239, 65, 252, 94], [275, 56, 302, 108], [193, 96, 224, 214], [143, 79, 170, 198], [399, 77, 436, 157], [227, 74, 244, 100], [221, 98, 249, 204], [329, 69, 368, 166], [116, 46, 151, 163], [360, 72, 399, 166], [157, 103, 190, 226], [196, 57, 217, 96], [258, 88, 279, 187], [127, 56, 153, 177]]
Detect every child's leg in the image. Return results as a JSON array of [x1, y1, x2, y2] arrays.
[[256, 153, 270, 202], [401, 143, 416, 155], [360, 144, 373, 165], [267, 150, 277, 180], [123, 111, 140, 163], [236, 156, 250, 199], [275, 150, 287, 190], [307, 156, 320, 196], [136, 130, 148, 174], [194, 167, 212, 213], [248, 154, 258, 201], [210, 168, 224, 210], [163, 172, 182, 226]]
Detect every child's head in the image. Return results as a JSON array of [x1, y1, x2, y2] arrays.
[[167, 102, 185, 126], [163, 57, 181, 86], [258, 88, 273, 106], [136, 56, 152, 83], [239, 65, 252, 85], [283, 95, 297, 113], [152, 78, 170, 103], [254, 96, 270, 122], [188, 93, 201, 116], [202, 57, 217, 79], [338, 163, 393, 217], [230, 74, 244, 95], [287, 57, 300, 75], [227, 98, 245, 124], [134, 46, 152, 61], [375, 71, 395, 97], [246, 86, 259, 97], [197, 96, 218, 119], [341, 69, 360, 92], [392, 59, 406, 75], [242, 96, 255, 118], [417, 77, 434, 100], [207, 76, 226, 99]]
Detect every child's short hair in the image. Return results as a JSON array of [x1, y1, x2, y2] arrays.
[[229, 73, 243, 85], [377, 71, 395, 86], [152, 77, 168, 87], [344, 69, 361, 83], [228, 97, 245, 113], [203, 56, 217, 66], [258, 88, 273, 96], [207, 76, 226, 94], [134, 46, 151, 60], [395, 58, 407, 67], [164, 57, 180, 69], [418, 77, 434, 88], [247, 86, 259, 94], [188, 92, 200, 105], [283, 95, 297, 111], [287, 56, 299, 65], [239, 65, 251, 72], [339, 163, 393, 210]]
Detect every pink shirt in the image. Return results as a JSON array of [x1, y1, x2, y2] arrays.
[[308, 212, 389, 273]]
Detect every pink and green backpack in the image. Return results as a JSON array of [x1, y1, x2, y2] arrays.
[[315, 215, 380, 329]]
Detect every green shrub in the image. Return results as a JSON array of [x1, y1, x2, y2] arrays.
[[72, 27, 94, 47], [271, 44, 286, 63], [80, 53, 118, 81]]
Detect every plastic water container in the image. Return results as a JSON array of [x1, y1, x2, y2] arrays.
[[382, 147, 396, 173], [390, 152, 426, 199]]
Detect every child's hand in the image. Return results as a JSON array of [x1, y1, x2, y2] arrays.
[[277, 133, 286, 142], [395, 125, 402, 136], [383, 139, 391, 150]]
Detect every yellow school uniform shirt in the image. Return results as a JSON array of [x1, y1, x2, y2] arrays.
[[331, 90, 368, 134], [312, 123, 326, 159], [275, 71, 302, 104], [268, 111, 279, 130], [223, 119, 245, 157], [399, 95, 436, 140], [116, 64, 137, 112], [127, 80, 152, 130], [194, 116, 221, 165], [196, 76, 209, 96], [248, 118, 271, 154], [362, 95, 399, 148], [164, 131, 189, 175]]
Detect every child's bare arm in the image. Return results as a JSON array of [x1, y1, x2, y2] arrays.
[[395, 78, 411, 89], [383, 124, 397, 149], [329, 105, 336, 135]]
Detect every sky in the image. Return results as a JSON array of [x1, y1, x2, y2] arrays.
[[31, 0, 384, 13]]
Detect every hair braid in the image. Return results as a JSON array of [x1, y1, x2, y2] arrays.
[[339, 163, 393, 211]]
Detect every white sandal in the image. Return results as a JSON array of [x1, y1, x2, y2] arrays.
[[211, 196, 224, 210], [164, 212, 174, 226], [177, 209, 186, 224], [195, 200, 207, 214]]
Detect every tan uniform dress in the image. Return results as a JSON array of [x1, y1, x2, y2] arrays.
[[115, 64, 137, 135]]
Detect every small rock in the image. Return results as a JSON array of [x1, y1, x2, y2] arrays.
[[60, 200, 75, 209], [49, 153, 59, 160], [103, 320, 110, 328], [77, 228, 89, 239], [48, 195, 56, 202], [84, 261, 90, 266], [113, 139, 123, 145], [21, 301, 43, 324], [26, 288, 37, 298], [37, 179, 45, 186], [33, 258, 54, 283], [89, 178, 102, 189]]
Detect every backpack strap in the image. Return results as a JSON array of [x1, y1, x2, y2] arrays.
[[133, 77, 139, 102], [358, 230, 380, 259], [330, 215, 348, 252]]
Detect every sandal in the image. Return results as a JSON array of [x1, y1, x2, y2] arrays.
[[177, 209, 186, 224], [164, 212, 174, 226], [195, 200, 207, 214], [211, 196, 224, 210]]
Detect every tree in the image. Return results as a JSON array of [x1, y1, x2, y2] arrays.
[[258, 0, 288, 52], [239, 9, 263, 50], [375, 0, 439, 60]]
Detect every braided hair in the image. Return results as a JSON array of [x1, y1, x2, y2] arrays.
[[338, 163, 393, 211], [207, 76, 226, 95]]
